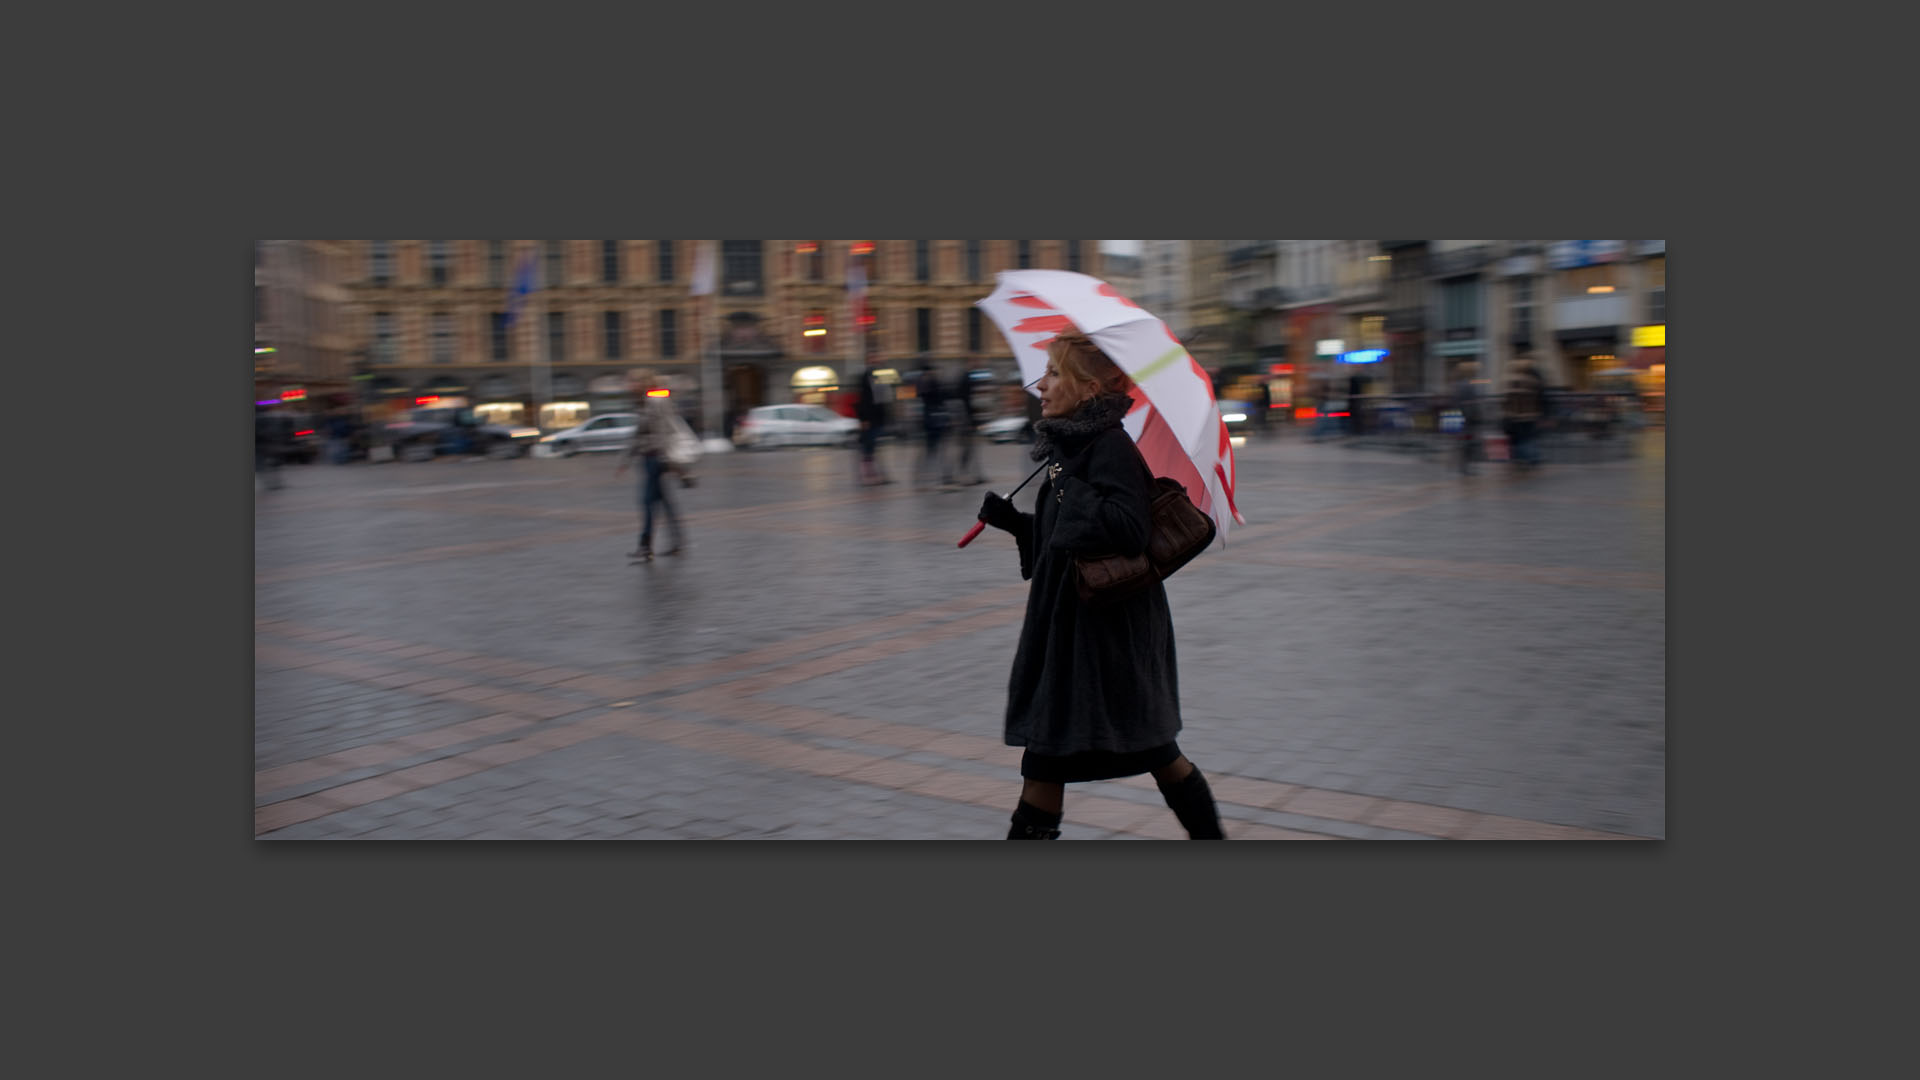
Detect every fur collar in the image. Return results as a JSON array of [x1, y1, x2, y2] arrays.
[[1031, 392, 1133, 462]]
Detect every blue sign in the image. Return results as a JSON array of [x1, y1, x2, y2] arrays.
[[1340, 349, 1387, 364]]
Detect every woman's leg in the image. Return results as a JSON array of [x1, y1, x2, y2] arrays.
[[1008, 778, 1065, 839], [1150, 756, 1226, 839]]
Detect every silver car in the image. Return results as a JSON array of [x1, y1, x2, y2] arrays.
[[541, 413, 638, 457], [732, 404, 859, 449]]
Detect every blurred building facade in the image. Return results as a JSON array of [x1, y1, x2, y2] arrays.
[[1137, 241, 1193, 337], [255, 241, 353, 409], [1193, 240, 1666, 407], [339, 240, 1102, 432], [1100, 251, 1142, 309]]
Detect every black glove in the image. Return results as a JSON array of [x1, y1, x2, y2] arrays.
[[979, 492, 1024, 534]]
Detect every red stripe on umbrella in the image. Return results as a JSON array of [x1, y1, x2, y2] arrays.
[[1012, 314, 1074, 335], [1008, 294, 1054, 309], [1097, 283, 1141, 308]]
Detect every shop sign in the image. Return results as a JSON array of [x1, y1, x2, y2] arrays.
[[1636, 240, 1665, 256], [1315, 339, 1345, 356], [1632, 324, 1665, 348], [1549, 240, 1626, 269]]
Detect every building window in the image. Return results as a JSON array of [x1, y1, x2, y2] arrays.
[[849, 241, 875, 284], [657, 241, 676, 283], [1564, 265, 1616, 296], [370, 241, 391, 286], [602, 240, 621, 284], [967, 308, 983, 353], [1442, 279, 1481, 335], [916, 307, 933, 353], [722, 240, 764, 296], [966, 240, 982, 282], [545, 241, 566, 288], [547, 311, 567, 363], [429, 240, 450, 286], [374, 312, 395, 363], [432, 313, 454, 363], [797, 241, 824, 282], [1649, 290, 1665, 323], [915, 240, 931, 283], [659, 309, 679, 358], [604, 311, 623, 359], [1067, 239, 1082, 273], [488, 241, 506, 286], [491, 313, 510, 361], [1017, 240, 1032, 269]]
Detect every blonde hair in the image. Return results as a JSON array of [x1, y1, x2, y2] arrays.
[[1046, 332, 1134, 398]]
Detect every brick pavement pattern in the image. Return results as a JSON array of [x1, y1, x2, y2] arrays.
[[255, 430, 1665, 839]]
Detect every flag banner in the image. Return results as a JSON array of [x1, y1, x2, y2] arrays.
[[690, 240, 717, 296], [505, 251, 536, 327]]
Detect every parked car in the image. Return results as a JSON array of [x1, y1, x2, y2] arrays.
[[385, 407, 538, 461], [540, 413, 639, 457], [732, 404, 859, 449], [981, 414, 1034, 444], [1217, 399, 1254, 444]]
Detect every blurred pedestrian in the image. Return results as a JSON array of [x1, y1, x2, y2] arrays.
[[974, 331, 1225, 840], [614, 367, 686, 562], [1503, 357, 1547, 470], [951, 367, 987, 485], [326, 409, 354, 465], [914, 358, 953, 489], [254, 404, 290, 490], [1448, 361, 1483, 475], [1253, 378, 1272, 437], [854, 351, 891, 486]]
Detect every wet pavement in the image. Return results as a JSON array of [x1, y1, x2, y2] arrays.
[[254, 427, 1665, 839]]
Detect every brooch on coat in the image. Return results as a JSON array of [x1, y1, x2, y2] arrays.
[[1048, 461, 1064, 502]]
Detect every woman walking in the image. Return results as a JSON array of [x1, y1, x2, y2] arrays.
[[615, 367, 686, 561], [975, 332, 1225, 840]]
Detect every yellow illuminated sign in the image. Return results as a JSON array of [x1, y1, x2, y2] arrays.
[[1633, 325, 1665, 348]]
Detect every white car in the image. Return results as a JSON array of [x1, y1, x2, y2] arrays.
[[981, 414, 1033, 444], [732, 404, 859, 449], [541, 413, 637, 457]]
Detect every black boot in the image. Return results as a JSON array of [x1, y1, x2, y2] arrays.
[[1157, 766, 1226, 839], [1007, 799, 1062, 840]]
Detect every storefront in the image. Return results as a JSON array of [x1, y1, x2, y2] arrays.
[[474, 374, 528, 428], [1555, 330, 1622, 390], [1632, 323, 1666, 419], [540, 374, 590, 431], [790, 365, 841, 407], [588, 374, 632, 417]]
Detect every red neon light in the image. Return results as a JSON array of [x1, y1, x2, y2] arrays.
[[415, 395, 440, 405], [796, 242, 819, 254], [294, 430, 314, 437], [851, 241, 875, 255], [646, 389, 670, 397], [1295, 407, 1317, 420]]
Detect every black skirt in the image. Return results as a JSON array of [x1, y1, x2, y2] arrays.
[[1020, 741, 1182, 784]]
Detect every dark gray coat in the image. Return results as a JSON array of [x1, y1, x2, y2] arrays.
[[1002, 395, 1182, 756]]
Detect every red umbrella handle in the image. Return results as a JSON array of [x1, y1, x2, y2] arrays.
[[957, 520, 986, 548]]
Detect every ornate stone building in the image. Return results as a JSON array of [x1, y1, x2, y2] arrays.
[[340, 240, 1103, 433]]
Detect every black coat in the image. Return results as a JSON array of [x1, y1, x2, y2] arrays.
[[1001, 406, 1182, 756]]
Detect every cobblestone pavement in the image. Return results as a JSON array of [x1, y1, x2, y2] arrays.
[[254, 428, 1665, 840]]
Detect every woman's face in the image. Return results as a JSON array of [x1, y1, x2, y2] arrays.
[[1037, 360, 1092, 419]]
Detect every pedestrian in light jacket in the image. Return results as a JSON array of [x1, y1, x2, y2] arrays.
[[975, 331, 1225, 840]]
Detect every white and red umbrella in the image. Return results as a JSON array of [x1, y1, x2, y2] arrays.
[[973, 270, 1243, 545]]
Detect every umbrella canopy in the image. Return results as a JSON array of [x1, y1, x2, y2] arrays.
[[975, 270, 1242, 543]]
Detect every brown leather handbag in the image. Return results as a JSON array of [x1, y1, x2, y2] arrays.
[[1075, 478, 1217, 602]]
